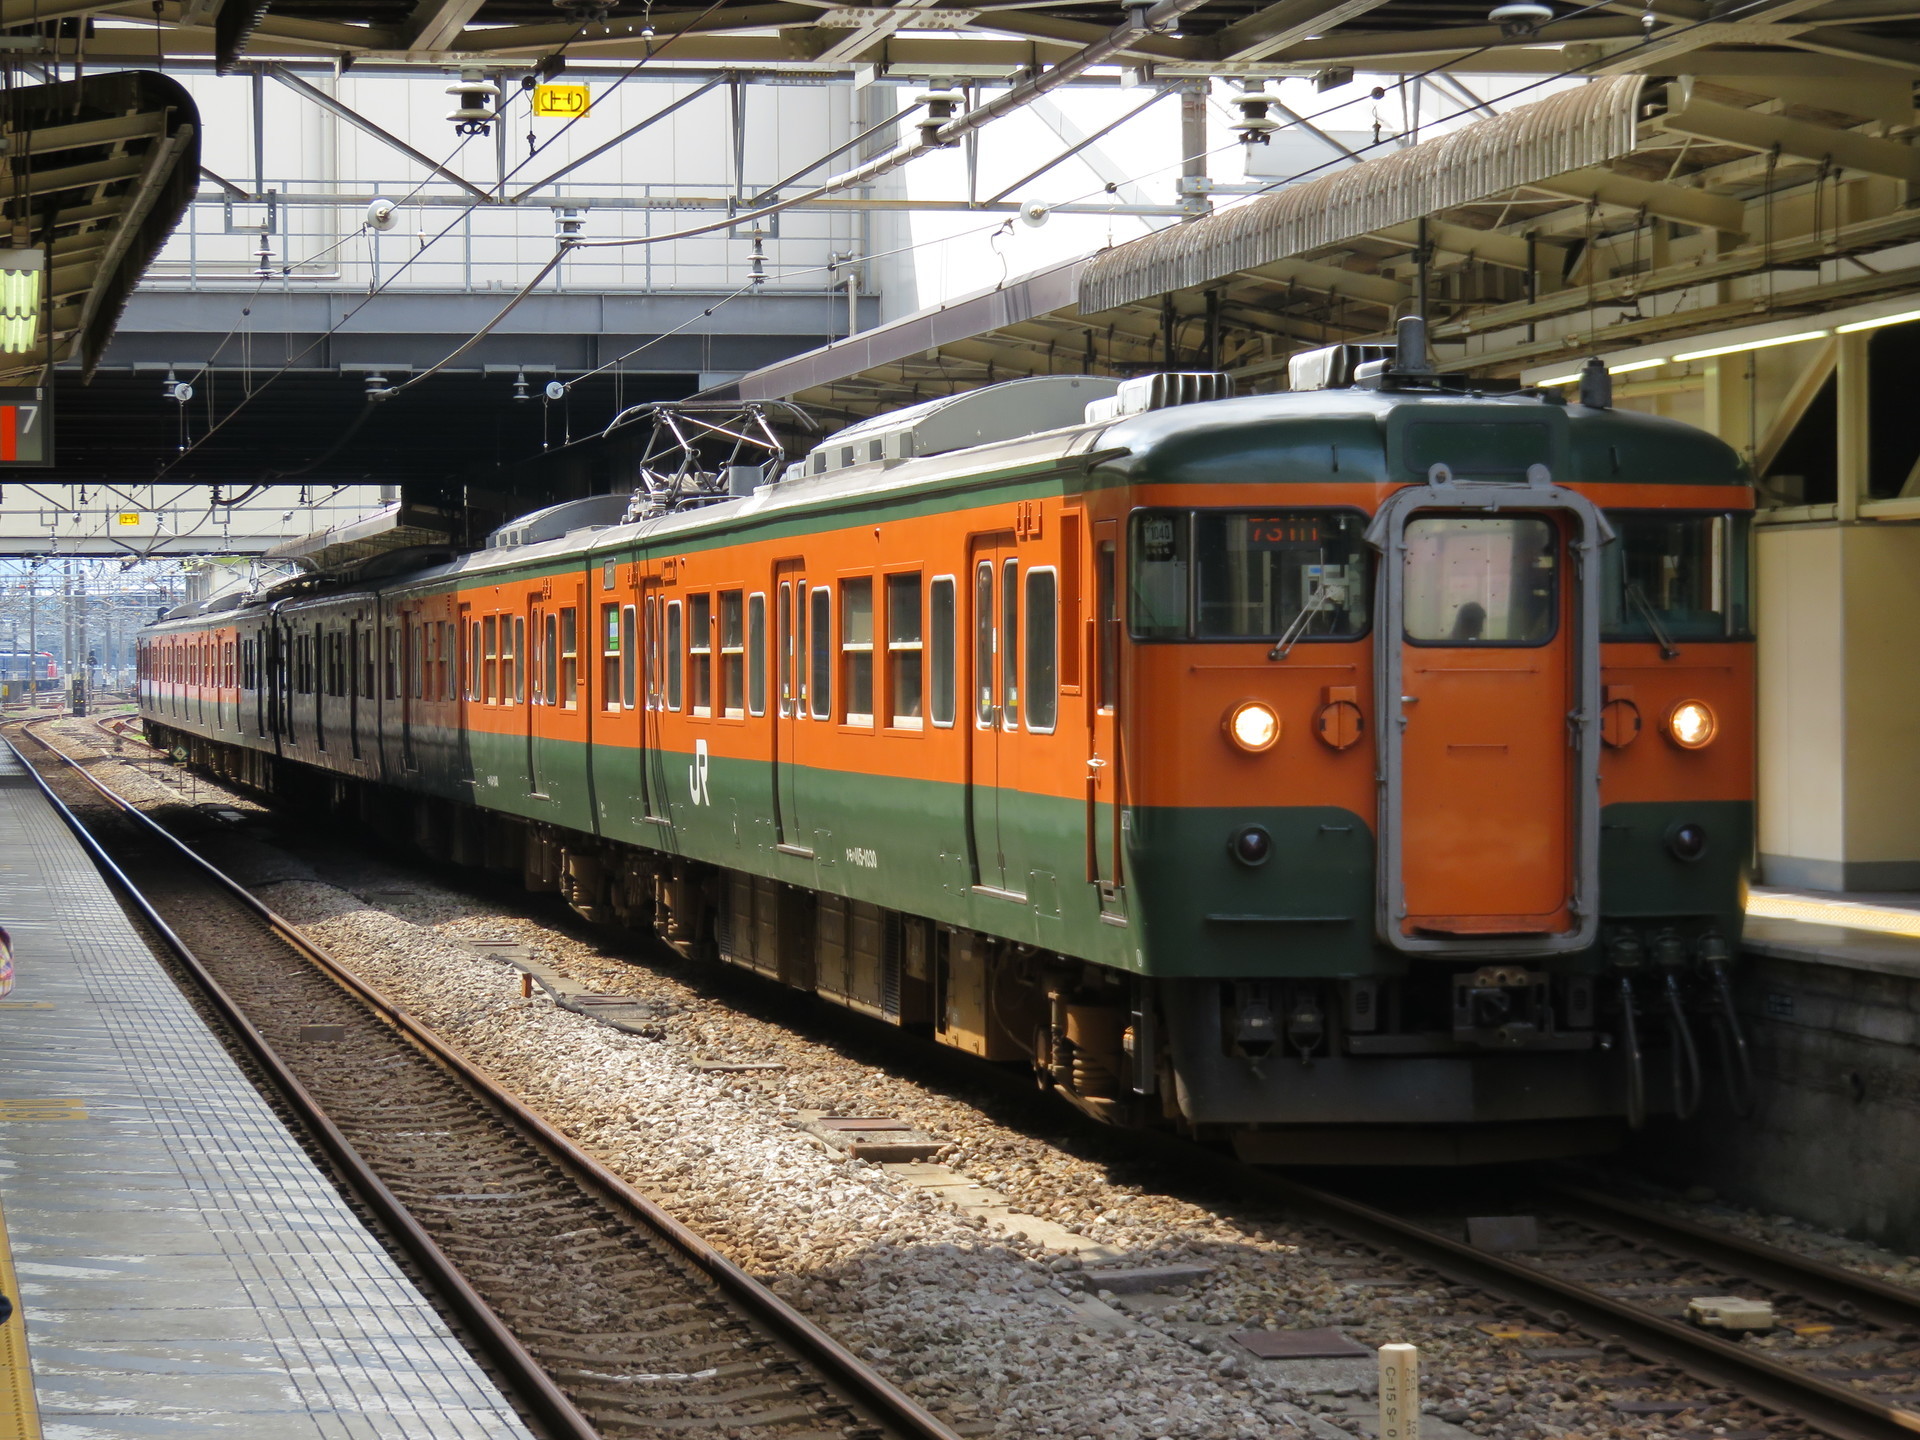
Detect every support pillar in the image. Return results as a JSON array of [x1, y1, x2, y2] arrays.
[[1836, 329, 1870, 521], [1757, 521, 1920, 891]]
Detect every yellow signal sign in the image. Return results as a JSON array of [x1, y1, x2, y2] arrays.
[[532, 85, 591, 118]]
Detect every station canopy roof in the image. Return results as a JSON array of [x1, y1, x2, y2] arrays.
[[80, 0, 1920, 80], [0, 73, 200, 388], [716, 70, 1920, 422]]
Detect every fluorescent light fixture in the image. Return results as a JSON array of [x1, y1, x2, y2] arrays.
[[1671, 330, 1830, 362], [0, 250, 41, 355], [1836, 308, 1920, 335], [1535, 355, 1668, 387]]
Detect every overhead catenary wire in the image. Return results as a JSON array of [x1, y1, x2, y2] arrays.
[[163, 0, 1774, 475]]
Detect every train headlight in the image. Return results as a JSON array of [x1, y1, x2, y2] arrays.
[[1226, 701, 1280, 753], [1666, 700, 1717, 749], [1229, 825, 1272, 867]]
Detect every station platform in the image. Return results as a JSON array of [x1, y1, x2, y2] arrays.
[[1745, 886, 1920, 976], [0, 745, 536, 1439]]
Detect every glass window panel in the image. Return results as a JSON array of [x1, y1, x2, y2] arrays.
[[842, 577, 873, 725], [543, 613, 559, 704], [747, 593, 766, 717], [1403, 515, 1558, 646], [720, 591, 745, 718], [1193, 511, 1370, 640], [777, 583, 795, 717], [929, 576, 956, 728], [1000, 558, 1019, 730], [1128, 510, 1189, 638], [1025, 568, 1058, 732], [887, 573, 922, 729], [621, 606, 638, 709], [1096, 540, 1118, 712], [689, 594, 712, 716], [808, 588, 831, 719], [1600, 511, 1751, 641], [974, 562, 994, 727], [666, 601, 683, 710]]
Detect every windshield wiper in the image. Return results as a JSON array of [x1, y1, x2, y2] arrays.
[[1269, 583, 1332, 662], [1626, 583, 1680, 660]]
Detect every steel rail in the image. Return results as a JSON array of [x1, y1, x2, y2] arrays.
[[1544, 1182, 1920, 1333], [1245, 1170, 1920, 1440], [8, 723, 961, 1440], [2, 731, 602, 1440]]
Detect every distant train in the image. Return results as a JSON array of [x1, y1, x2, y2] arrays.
[[0, 650, 58, 686], [138, 322, 1756, 1164]]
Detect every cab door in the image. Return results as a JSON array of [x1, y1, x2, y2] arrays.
[[1397, 513, 1571, 934], [1373, 481, 1605, 956], [968, 535, 1020, 894]]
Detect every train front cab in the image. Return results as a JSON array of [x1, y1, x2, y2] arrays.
[[1114, 402, 1754, 1164]]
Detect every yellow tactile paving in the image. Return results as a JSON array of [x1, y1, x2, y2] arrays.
[[0, 1193, 43, 1440], [0, 1100, 84, 1124], [1746, 893, 1920, 940]]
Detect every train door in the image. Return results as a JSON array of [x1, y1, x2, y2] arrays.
[[636, 566, 677, 828], [526, 596, 545, 795], [529, 580, 580, 807], [772, 560, 806, 852], [1086, 519, 1125, 905], [453, 602, 470, 779], [1373, 484, 1604, 955], [968, 534, 1020, 894], [348, 618, 362, 760]]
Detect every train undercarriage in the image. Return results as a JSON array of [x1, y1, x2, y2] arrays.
[[148, 720, 1741, 1165]]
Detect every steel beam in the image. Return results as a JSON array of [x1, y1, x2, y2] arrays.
[[1658, 82, 1920, 181], [1207, 0, 1397, 63], [1528, 167, 1748, 235], [267, 64, 493, 201]]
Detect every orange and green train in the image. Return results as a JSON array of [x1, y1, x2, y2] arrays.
[[140, 339, 1755, 1163]]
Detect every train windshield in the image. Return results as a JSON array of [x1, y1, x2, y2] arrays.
[[1129, 509, 1370, 641], [1600, 511, 1751, 641]]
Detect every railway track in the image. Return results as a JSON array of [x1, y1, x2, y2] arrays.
[[36, 712, 1920, 1440], [6, 721, 958, 1440]]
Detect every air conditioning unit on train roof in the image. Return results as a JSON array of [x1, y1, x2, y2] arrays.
[[1083, 371, 1234, 423], [1289, 342, 1395, 391], [791, 374, 1123, 480]]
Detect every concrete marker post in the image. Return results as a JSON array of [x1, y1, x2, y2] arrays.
[[1380, 1341, 1419, 1440]]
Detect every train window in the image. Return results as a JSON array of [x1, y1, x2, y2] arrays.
[[1130, 509, 1371, 642], [601, 604, 621, 709], [688, 594, 712, 717], [929, 576, 955, 728], [512, 616, 526, 704], [544, 612, 560, 707], [841, 578, 874, 727], [483, 617, 498, 703], [777, 584, 793, 715], [384, 627, 397, 700], [644, 598, 659, 709], [1000, 558, 1020, 731], [559, 607, 578, 709], [808, 587, 831, 720], [445, 621, 458, 700], [1600, 511, 1751, 641], [719, 591, 745, 719], [1403, 515, 1558, 646], [621, 605, 638, 710], [467, 622, 479, 702], [974, 562, 994, 727], [1095, 540, 1119, 713], [1025, 568, 1058, 733], [1129, 511, 1188, 639], [746, 594, 766, 717], [886, 573, 922, 730], [666, 601, 684, 711]]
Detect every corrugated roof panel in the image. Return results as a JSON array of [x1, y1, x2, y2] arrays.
[[1078, 75, 1647, 315]]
